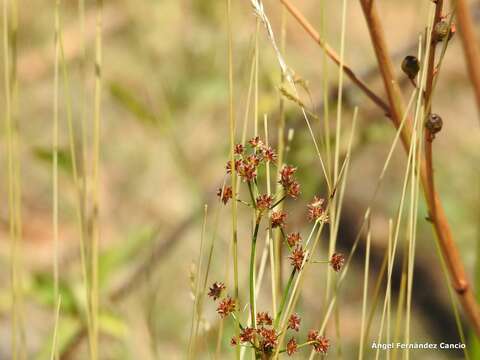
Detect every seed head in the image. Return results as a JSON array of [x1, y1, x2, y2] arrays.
[[217, 186, 233, 205], [230, 337, 238, 346], [258, 327, 278, 353], [289, 245, 306, 271], [425, 113, 443, 139], [287, 313, 301, 331], [256, 194, 273, 211], [286, 180, 301, 199], [279, 165, 297, 187], [330, 253, 345, 272], [217, 296, 236, 318], [257, 311, 273, 326], [239, 327, 256, 343], [286, 337, 298, 356], [208, 281, 226, 300], [262, 146, 277, 162], [401, 55, 420, 80], [286, 232, 302, 247], [234, 143, 244, 155], [226, 159, 241, 174], [434, 20, 450, 41], [308, 330, 330, 354], [238, 161, 257, 182], [248, 136, 263, 148], [307, 196, 328, 222], [271, 211, 287, 228]]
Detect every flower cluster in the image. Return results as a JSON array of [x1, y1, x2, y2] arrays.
[[226, 137, 277, 183], [279, 165, 301, 199], [307, 330, 330, 353], [307, 196, 329, 222], [210, 137, 333, 357], [228, 311, 279, 356], [216, 185, 233, 205], [271, 210, 287, 228], [216, 296, 236, 318], [330, 252, 345, 272], [289, 245, 306, 271]]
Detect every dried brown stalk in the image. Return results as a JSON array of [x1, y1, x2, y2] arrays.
[[279, 0, 390, 115], [455, 0, 480, 118], [280, 0, 480, 338], [359, 0, 480, 337]]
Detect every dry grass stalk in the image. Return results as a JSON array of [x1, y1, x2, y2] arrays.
[[358, 0, 480, 337]]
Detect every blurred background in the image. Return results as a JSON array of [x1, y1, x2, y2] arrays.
[[0, 0, 479, 359]]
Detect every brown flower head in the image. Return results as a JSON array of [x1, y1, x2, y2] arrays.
[[308, 330, 329, 353], [262, 146, 277, 162], [217, 296, 236, 318], [286, 337, 298, 356], [289, 245, 305, 271], [246, 154, 261, 167], [234, 143, 244, 155], [279, 165, 297, 187], [287, 313, 301, 332], [238, 161, 257, 182], [258, 327, 278, 353], [330, 252, 345, 272], [208, 281, 226, 300], [286, 232, 301, 248], [239, 327, 256, 343], [270, 211, 287, 228], [314, 336, 329, 353], [257, 311, 273, 326], [286, 180, 301, 199], [248, 136, 263, 148], [307, 329, 319, 343], [307, 196, 328, 222], [230, 337, 238, 346], [217, 186, 233, 205], [226, 159, 241, 174], [256, 194, 273, 211]]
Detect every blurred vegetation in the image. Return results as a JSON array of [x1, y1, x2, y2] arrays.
[[0, 0, 478, 359]]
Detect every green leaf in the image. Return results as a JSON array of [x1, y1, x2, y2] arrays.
[[29, 273, 79, 316], [33, 147, 73, 175], [109, 82, 158, 126]]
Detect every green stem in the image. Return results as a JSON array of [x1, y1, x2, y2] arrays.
[[248, 181, 257, 209], [250, 216, 262, 328], [278, 340, 316, 353], [274, 269, 296, 328], [270, 195, 287, 209]]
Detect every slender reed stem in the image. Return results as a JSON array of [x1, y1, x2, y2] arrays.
[[226, 1, 240, 358], [359, 0, 480, 335], [455, 0, 480, 118]]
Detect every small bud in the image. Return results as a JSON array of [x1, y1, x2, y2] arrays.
[[434, 20, 450, 42], [425, 113, 443, 139], [401, 55, 420, 80]]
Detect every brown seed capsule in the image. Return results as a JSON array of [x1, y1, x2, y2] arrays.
[[425, 113, 443, 138], [401, 55, 420, 79], [434, 20, 450, 42]]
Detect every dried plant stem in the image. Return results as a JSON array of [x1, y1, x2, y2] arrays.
[[90, 0, 103, 358], [358, 227, 371, 360], [188, 206, 208, 359], [455, 0, 480, 118], [359, 0, 480, 336], [279, 0, 389, 114], [50, 296, 62, 360], [226, 1, 240, 358], [52, 2, 61, 359], [273, 3, 287, 311], [58, 19, 93, 357], [4, 0, 25, 357]]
